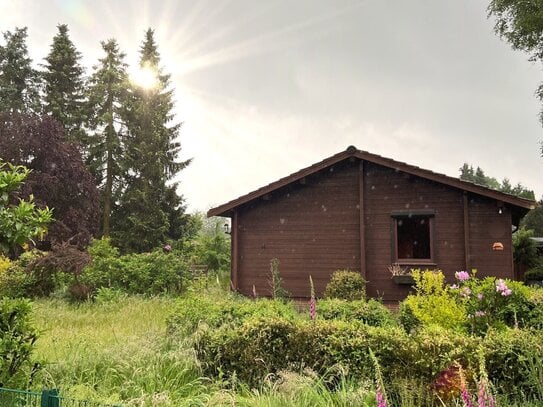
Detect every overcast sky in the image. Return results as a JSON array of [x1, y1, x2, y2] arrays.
[[2, 0, 542, 212]]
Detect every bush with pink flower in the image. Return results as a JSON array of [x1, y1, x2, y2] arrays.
[[450, 270, 532, 334]]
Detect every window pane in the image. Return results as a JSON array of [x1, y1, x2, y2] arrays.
[[397, 217, 431, 259]]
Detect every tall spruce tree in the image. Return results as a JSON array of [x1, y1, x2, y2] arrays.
[[0, 27, 41, 114], [42, 24, 87, 144], [86, 39, 128, 236], [112, 29, 190, 252]]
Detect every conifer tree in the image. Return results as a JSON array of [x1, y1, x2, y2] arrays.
[[42, 24, 87, 144], [112, 29, 190, 252], [86, 39, 128, 236], [0, 27, 41, 114]]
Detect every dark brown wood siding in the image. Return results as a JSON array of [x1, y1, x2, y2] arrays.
[[236, 160, 360, 297], [363, 162, 466, 301], [234, 158, 515, 301], [467, 196, 513, 279]]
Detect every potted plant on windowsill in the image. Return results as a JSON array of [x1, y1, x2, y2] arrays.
[[389, 263, 414, 285]]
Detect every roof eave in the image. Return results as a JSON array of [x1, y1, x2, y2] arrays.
[[207, 147, 536, 217]]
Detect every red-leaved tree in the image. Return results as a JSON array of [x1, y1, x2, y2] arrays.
[[0, 113, 99, 246]]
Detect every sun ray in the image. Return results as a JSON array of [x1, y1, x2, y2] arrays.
[[167, 1, 367, 76]]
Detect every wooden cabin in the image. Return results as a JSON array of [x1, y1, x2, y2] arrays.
[[208, 146, 535, 301]]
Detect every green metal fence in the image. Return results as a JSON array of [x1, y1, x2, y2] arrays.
[[0, 387, 121, 407]]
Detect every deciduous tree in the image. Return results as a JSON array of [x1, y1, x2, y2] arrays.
[[0, 113, 99, 246], [488, 0, 543, 154]]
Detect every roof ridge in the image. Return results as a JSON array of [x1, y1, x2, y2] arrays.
[[208, 146, 535, 217]]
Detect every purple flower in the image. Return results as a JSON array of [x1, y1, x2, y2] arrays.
[[376, 388, 387, 407], [461, 287, 472, 298], [455, 271, 470, 281], [474, 311, 486, 317], [477, 293, 484, 301], [461, 387, 474, 407], [496, 279, 512, 296], [501, 289, 512, 297], [163, 244, 172, 252], [478, 379, 496, 407]]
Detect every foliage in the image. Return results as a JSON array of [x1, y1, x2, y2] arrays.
[[525, 264, 543, 281], [449, 271, 534, 334], [268, 258, 289, 299], [513, 227, 539, 267], [0, 27, 41, 114], [167, 294, 297, 336], [188, 215, 230, 273], [402, 269, 467, 332], [80, 237, 188, 296], [111, 29, 190, 253], [29, 243, 91, 298], [0, 113, 99, 247], [25, 286, 543, 405], [94, 287, 127, 304], [317, 298, 397, 327], [0, 250, 49, 298], [42, 24, 87, 144], [488, 0, 543, 151], [0, 297, 39, 388], [323, 270, 366, 301], [521, 199, 543, 235], [459, 163, 535, 199], [0, 160, 52, 256], [196, 317, 482, 387], [86, 39, 129, 236], [525, 287, 543, 329], [0, 255, 10, 273], [32, 297, 209, 406], [484, 328, 543, 397]]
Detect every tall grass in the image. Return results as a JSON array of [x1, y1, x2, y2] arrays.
[[30, 293, 543, 406], [30, 296, 378, 406], [32, 297, 210, 406]]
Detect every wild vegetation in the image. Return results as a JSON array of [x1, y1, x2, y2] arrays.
[[2, 256, 543, 406], [2, 6, 543, 407]]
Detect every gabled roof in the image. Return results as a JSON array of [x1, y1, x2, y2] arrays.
[[208, 146, 536, 217]]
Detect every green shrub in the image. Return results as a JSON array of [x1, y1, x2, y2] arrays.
[[80, 238, 188, 297], [0, 256, 10, 273], [451, 273, 534, 333], [94, 287, 127, 304], [167, 295, 297, 336], [0, 297, 39, 387], [0, 250, 46, 298], [403, 269, 467, 332], [195, 317, 482, 387], [483, 328, 543, 397], [525, 264, 543, 281], [323, 270, 365, 301], [524, 287, 543, 329], [513, 227, 539, 268], [79, 238, 122, 291], [317, 299, 397, 327], [398, 301, 420, 333]]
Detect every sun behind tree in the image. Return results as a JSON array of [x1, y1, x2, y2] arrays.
[[130, 61, 159, 90]]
